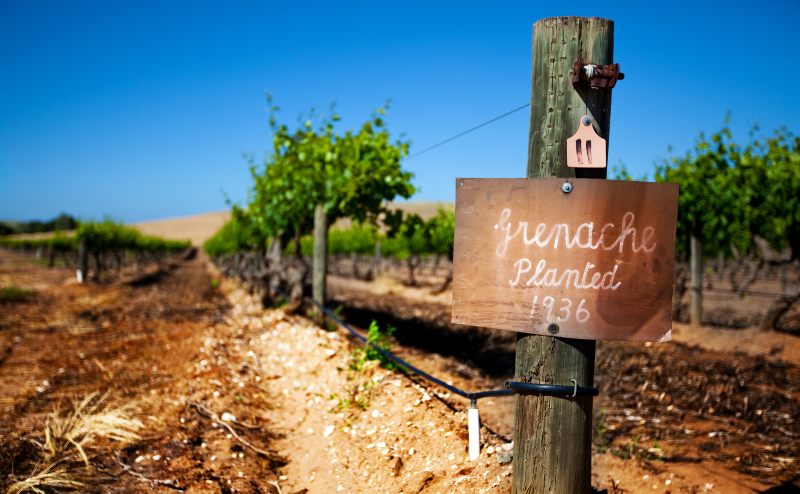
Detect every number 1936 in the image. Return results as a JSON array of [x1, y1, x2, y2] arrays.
[[529, 295, 590, 323]]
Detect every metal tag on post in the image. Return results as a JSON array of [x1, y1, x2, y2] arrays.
[[566, 116, 607, 169]]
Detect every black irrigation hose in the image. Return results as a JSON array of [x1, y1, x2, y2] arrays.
[[505, 381, 599, 397], [267, 287, 600, 402], [303, 296, 599, 403], [307, 297, 512, 403]]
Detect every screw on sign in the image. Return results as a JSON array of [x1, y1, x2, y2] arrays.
[[452, 178, 678, 341]]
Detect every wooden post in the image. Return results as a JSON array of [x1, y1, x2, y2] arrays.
[[374, 240, 382, 277], [690, 233, 703, 326], [513, 16, 613, 494], [312, 203, 328, 311], [78, 237, 88, 283]]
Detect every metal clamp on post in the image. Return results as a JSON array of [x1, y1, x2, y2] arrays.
[[571, 60, 624, 89], [505, 379, 599, 397]]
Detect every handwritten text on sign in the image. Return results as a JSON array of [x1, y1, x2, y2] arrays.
[[451, 179, 679, 342]]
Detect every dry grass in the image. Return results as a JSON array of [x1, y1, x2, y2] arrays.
[[6, 462, 86, 494], [43, 392, 143, 465], [4, 392, 143, 494]]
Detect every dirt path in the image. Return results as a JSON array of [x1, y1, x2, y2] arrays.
[[220, 286, 514, 493]]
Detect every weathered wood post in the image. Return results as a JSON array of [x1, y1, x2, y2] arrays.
[[77, 237, 88, 283], [690, 233, 703, 325], [374, 239, 382, 277], [312, 203, 328, 320], [513, 17, 614, 493]]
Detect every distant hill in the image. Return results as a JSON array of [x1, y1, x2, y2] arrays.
[[386, 201, 453, 219], [132, 202, 454, 246], [131, 211, 231, 247], [0, 213, 77, 235], [2, 202, 455, 247]]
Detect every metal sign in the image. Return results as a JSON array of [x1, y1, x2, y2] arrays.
[[451, 178, 679, 342], [566, 116, 606, 169]]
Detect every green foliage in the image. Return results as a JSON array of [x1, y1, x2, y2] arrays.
[[0, 285, 34, 303], [381, 212, 433, 260], [322, 209, 454, 262], [425, 209, 455, 259], [281, 234, 313, 257], [248, 98, 415, 244], [379, 235, 408, 260], [0, 235, 77, 252], [361, 320, 397, 370], [657, 122, 800, 260], [0, 220, 188, 255], [656, 124, 740, 258], [349, 320, 397, 372], [328, 224, 378, 255], [738, 129, 800, 259], [335, 319, 396, 413], [50, 232, 77, 252], [76, 220, 189, 254], [0, 213, 77, 235], [204, 208, 266, 257]]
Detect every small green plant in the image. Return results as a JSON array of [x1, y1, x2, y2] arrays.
[[0, 285, 33, 303], [333, 320, 398, 413], [323, 305, 345, 332], [331, 378, 376, 413], [593, 408, 608, 453], [645, 441, 666, 461], [612, 435, 639, 460], [353, 320, 397, 371]]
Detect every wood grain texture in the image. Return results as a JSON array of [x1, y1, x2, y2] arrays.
[[312, 203, 328, 307], [452, 178, 678, 342], [514, 17, 613, 494], [526, 17, 613, 180], [514, 335, 596, 494], [690, 234, 703, 326]]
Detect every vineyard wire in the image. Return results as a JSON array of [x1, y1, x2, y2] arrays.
[[404, 103, 530, 160]]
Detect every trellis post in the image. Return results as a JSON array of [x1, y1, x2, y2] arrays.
[[513, 16, 615, 493]]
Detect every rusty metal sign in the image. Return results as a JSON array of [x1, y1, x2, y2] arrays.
[[451, 178, 678, 342]]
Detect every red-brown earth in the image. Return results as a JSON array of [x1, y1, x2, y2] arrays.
[[1, 210, 798, 493]]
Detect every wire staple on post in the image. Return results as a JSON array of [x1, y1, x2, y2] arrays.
[[505, 380, 599, 397]]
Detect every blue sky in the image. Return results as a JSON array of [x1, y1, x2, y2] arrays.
[[1, 1, 798, 222]]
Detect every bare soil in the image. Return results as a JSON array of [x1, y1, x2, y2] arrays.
[[0, 250, 282, 493], [328, 272, 800, 493], [0, 251, 514, 493], [2, 248, 798, 493]]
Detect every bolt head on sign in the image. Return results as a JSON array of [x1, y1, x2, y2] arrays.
[[566, 116, 607, 169], [451, 178, 679, 342]]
